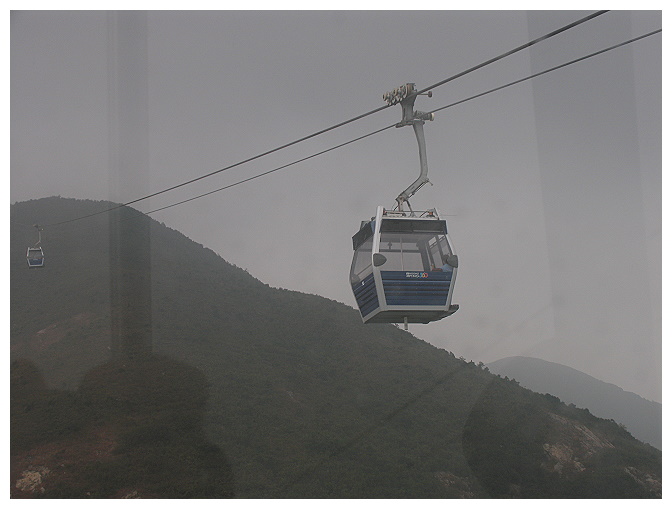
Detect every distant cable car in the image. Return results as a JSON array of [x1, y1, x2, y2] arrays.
[[350, 84, 458, 328], [26, 224, 44, 268]]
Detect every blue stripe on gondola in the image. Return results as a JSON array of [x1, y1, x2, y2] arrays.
[[352, 272, 379, 317], [381, 271, 451, 306]]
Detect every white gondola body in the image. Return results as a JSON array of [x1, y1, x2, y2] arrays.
[[350, 206, 458, 324], [26, 247, 45, 268]]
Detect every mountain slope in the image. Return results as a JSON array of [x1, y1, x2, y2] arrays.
[[10, 197, 662, 498], [487, 357, 661, 450]]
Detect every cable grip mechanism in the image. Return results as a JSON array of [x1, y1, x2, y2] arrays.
[[382, 83, 435, 212]]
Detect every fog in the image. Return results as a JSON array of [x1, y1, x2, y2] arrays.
[[10, 10, 662, 402]]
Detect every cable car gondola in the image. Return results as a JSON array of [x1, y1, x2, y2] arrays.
[[350, 84, 458, 328], [26, 224, 44, 268]]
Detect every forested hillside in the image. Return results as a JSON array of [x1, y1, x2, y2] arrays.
[[10, 197, 662, 498], [488, 356, 662, 450]]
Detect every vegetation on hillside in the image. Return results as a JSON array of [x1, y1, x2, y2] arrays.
[[11, 355, 234, 498], [487, 356, 662, 449]]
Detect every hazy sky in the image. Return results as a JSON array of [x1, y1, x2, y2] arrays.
[[10, 10, 662, 402]]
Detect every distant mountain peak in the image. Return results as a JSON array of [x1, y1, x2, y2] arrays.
[[488, 356, 662, 450]]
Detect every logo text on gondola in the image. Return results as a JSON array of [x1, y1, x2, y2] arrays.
[[405, 272, 429, 278]]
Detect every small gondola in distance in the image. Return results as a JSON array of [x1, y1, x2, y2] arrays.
[[26, 246, 45, 268], [26, 224, 45, 268]]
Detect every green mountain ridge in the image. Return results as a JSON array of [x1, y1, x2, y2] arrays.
[[487, 356, 662, 450], [10, 197, 662, 498]]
